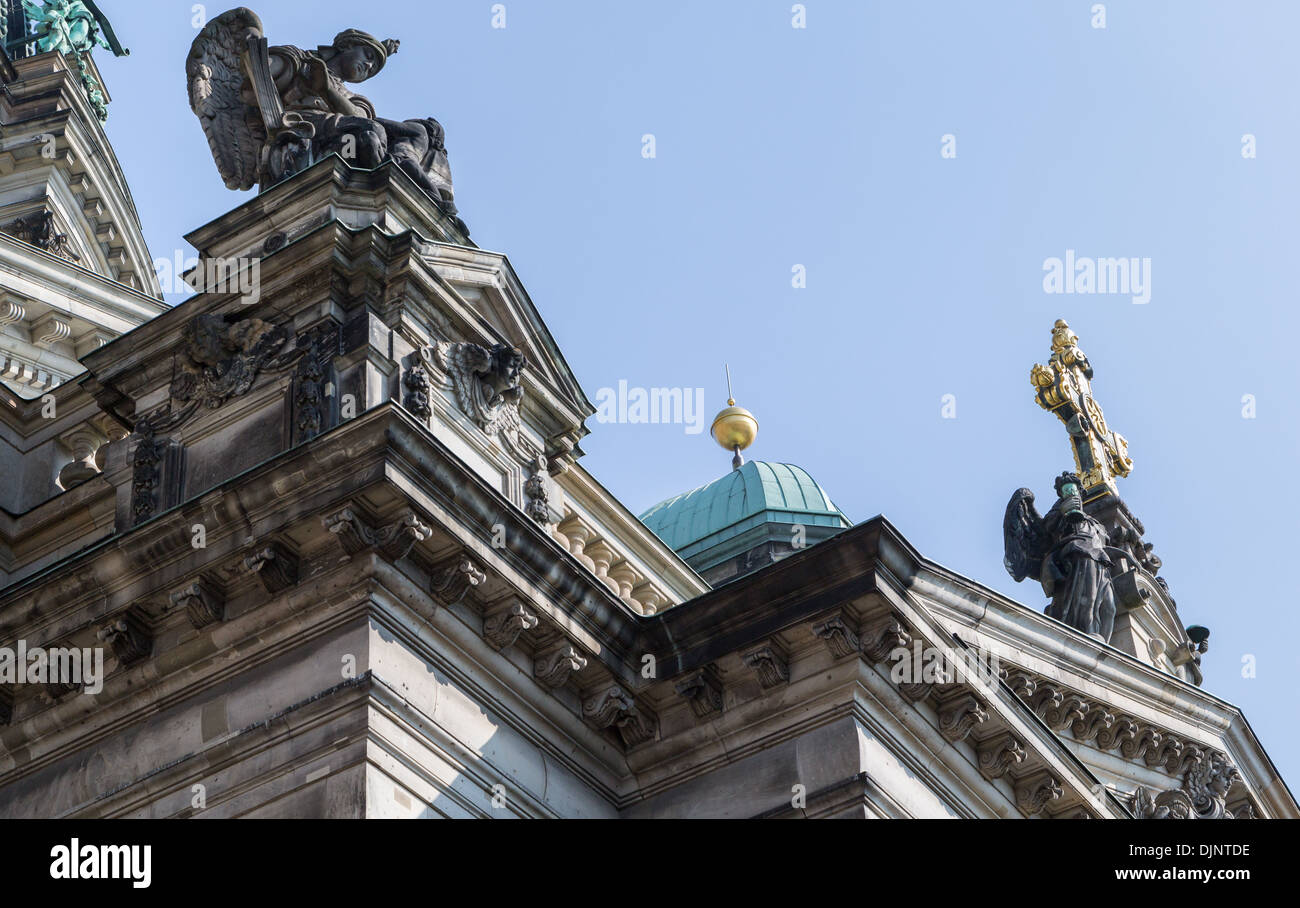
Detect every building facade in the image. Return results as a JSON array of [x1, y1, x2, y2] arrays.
[[0, 15, 1293, 819]]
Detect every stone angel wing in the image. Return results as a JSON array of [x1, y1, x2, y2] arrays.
[[433, 341, 493, 423], [186, 7, 266, 191], [1003, 488, 1049, 583]]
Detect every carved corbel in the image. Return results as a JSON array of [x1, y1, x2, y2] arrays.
[[1015, 772, 1064, 816], [169, 577, 225, 629], [937, 693, 989, 744], [582, 685, 657, 748], [96, 608, 152, 666], [482, 598, 538, 651], [861, 613, 910, 663], [742, 641, 790, 689], [243, 541, 300, 595], [1147, 735, 1183, 770], [999, 667, 1037, 700], [1121, 726, 1163, 762], [674, 665, 724, 718], [1095, 715, 1137, 753], [812, 614, 860, 659], [322, 507, 431, 560], [430, 555, 486, 606], [1040, 693, 1088, 732], [978, 733, 1026, 781], [534, 644, 587, 689]]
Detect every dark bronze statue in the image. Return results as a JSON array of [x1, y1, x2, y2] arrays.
[[1003, 472, 1118, 642], [186, 7, 461, 227]]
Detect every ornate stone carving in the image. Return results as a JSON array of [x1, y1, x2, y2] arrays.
[[674, 666, 724, 718], [861, 614, 910, 663], [523, 456, 559, 524], [130, 423, 170, 522], [1096, 715, 1138, 753], [999, 668, 1037, 699], [322, 507, 431, 560], [482, 599, 538, 651], [0, 208, 80, 261], [937, 693, 989, 744], [171, 314, 289, 411], [1040, 693, 1088, 733], [188, 9, 464, 226], [96, 609, 151, 666], [243, 541, 300, 595], [582, 685, 657, 748], [978, 733, 1026, 781], [430, 556, 485, 606], [1015, 771, 1064, 817], [293, 323, 339, 441], [1003, 473, 1119, 643], [812, 615, 859, 659], [169, 577, 225, 629], [429, 341, 525, 437], [742, 643, 790, 689], [534, 644, 587, 689], [1122, 726, 1163, 763], [1132, 751, 1242, 819], [1069, 705, 1115, 743], [402, 364, 432, 419]]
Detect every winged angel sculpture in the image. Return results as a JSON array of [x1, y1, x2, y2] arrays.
[[186, 8, 461, 225], [1003, 472, 1118, 642]]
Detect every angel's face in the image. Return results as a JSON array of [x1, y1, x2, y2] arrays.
[[336, 44, 380, 83]]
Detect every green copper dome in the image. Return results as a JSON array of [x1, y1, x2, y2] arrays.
[[639, 461, 852, 578]]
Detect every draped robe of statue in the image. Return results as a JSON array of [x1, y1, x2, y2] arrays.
[[1040, 496, 1116, 641]]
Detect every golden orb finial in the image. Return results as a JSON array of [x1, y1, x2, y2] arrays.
[[711, 366, 758, 470]]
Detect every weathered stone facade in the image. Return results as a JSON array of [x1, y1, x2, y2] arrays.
[[0, 40, 1293, 819]]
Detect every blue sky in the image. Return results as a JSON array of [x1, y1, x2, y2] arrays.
[[92, 1, 1298, 787]]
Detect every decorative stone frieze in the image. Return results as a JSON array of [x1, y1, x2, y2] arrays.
[[1132, 751, 1243, 819]]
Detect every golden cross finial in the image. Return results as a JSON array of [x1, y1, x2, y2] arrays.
[[1029, 319, 1132, 500]]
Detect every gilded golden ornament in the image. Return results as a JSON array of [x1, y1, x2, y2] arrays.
[[1030, 319, 1132, 500], [711, 398, 758, 452]]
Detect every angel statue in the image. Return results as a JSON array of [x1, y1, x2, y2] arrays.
[[186, 7, 462, 227], [1003, 472, 1118, 642], [23, 1, 128, 121]]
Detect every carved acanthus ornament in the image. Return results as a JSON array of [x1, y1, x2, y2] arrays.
[[482, 599, 538, 651], [169, 577, 226, 629], [534, 645, 586, 689], [742, 642, 790, 689], [812, 614, 859, 659], [674, 666, 724, 718], [322, 507, 431, 561], [243, 541, 300, 595], [430, 556, 486, 606], [582, 685, 657, 748]]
